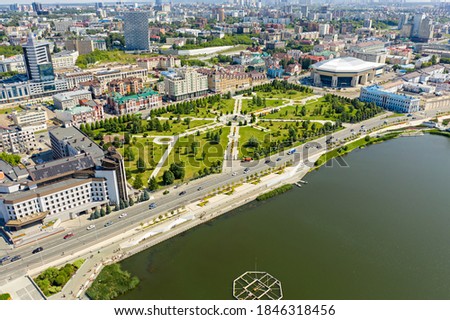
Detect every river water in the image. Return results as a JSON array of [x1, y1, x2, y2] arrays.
[[119, 134, 450, 299]]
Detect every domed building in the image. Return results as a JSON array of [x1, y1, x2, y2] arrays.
[[310, 57, 385, 88]]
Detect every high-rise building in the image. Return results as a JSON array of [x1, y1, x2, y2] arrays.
[[412, 13, 425, 38], [319, 23, 330, 36], [123, 11, 151, 51], [22, 33, 54, 82], [363, 19, 372, 29], [398, 13, 409, 30], [31, 2, 43, 12], [418, 16, 434, 42], [155, 0, 163, 11]]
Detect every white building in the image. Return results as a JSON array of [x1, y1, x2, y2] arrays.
[[360, 85, 421, 113], [53, 90, 92, 109], [11, 108, 48, 126], [0, 54, 26, 73], [163, 67, 208, 101], [0, 127, 37, 154], [52, 50, 79, 69]]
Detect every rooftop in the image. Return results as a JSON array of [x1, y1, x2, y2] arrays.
[[312, 57, 385, 73], [29, 154, 96, 182], [49, 126, 104, 161], [109, 88, 160, 104]]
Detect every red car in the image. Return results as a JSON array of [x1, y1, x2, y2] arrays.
[[63, 232, 74, 240]]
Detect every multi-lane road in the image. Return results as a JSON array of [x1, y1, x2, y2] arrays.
[[0, 107, 447, 282]]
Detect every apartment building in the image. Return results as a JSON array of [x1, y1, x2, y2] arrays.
[[198, 67, 252, 93], [107, 77, 144, 96], [0, 127, 37, 154], [163, 68, 208, 101], [136, 55, 181, 71]]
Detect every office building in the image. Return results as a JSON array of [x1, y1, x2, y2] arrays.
[[22, 33, 54, 82], [123, 11, 151, 51], [53, 90, 92, 109], [11, 108, 47, 127], [359, 85, 420, 113]]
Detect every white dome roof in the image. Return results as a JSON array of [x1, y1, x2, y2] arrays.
[[311, 57, 384, 73]]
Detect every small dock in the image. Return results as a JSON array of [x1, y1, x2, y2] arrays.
[[299, 180, 308, 184], [294, 182, 302, 188]]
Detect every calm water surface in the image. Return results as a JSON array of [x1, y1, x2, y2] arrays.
[[119, 135, 450, 299]]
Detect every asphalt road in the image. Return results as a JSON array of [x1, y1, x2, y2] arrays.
[[0, 108, 445, 281]]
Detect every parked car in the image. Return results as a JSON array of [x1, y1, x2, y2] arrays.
[[276, 157, 282, 161], [32, 247, 43, 254], [264, 159, 271, 164], [0, 256, 10, 264], [86, 225, 96, 231], [63, 232, 74, 240]]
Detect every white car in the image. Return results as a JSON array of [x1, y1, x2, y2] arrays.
[[232, 172, 237, 176], [119, 213, 128, 218], [86, 224, 96, 230]]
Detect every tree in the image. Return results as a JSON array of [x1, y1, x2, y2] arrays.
[[124, 146, 135, 161], [190, 141, 200, 155], [129, 197, 135, 206], [124, 132, 131, 145], [106, 204, 111, 215], [100, 208, 106, 217], [143, 190, 150, 200], [170, 162, 185, 180], [93, 209, 100, 219], [162, 170, 175, 185], [148, 177, 159, 191], [136, 157, 146, 172], [133, 174, 144, 189]]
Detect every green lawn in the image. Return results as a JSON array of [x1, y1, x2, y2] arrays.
[[157, 127, 230, 182], [118, 139, 168, 185], [253, 90, 311, 100], [259, 96, 358, 121], [239, 121, 326, 158], [241, 98, 284, 113], [211, 99, 236, 114], [0, 107, 21, 114], [92, 119, 213, 138]]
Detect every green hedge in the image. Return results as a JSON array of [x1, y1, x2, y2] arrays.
[[34, 259, 85, 297], [86, 263, 140, 300], [256, 184, 293, 201], [0, 293, 11, 300]]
